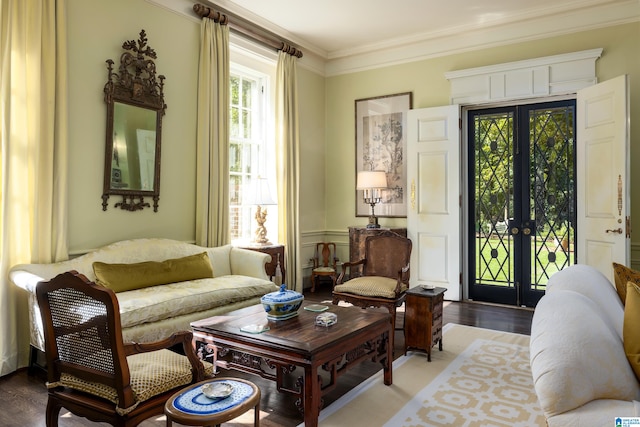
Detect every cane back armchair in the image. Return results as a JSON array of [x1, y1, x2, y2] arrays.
[[332, 230, 412, 336], [36, 270, 212, 426]]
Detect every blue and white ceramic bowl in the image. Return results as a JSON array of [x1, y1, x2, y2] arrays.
[[260, 284, 304, 321]]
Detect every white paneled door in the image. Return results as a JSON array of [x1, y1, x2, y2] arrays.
[[406, 75, 629, 303], [576, 75, 630, 282], [407, 105, 461, 300]]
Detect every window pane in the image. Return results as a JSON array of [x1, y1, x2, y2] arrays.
[[229, 205, 241, 240], [243, 144, 252, 174], [230, 107, 239, 138], [242, 109, 251, 139], [230, 76, 239, 105], [242, 79, 252, 108], [230, 175, 241, 204], [229, 143, 241, 172]]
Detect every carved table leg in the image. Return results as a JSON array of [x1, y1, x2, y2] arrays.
[[303, 365, 321, 427]]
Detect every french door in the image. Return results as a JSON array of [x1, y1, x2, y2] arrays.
[[468, 100, 576, 307]]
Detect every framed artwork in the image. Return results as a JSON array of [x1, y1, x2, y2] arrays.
[[355, 92, 412, 218]]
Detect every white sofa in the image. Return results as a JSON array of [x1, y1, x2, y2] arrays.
[[10, 238, 279, 357], [530, 264, 640, 425]]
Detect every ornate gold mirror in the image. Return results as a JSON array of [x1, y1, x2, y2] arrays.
[[103, 29, 166, 211]]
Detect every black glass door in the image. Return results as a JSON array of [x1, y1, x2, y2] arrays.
[[468, 100, 576, 307]]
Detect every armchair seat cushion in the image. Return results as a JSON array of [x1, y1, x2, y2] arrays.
[[313, 266, 336, 274], [48, 349, 214, 415], [334, 276, 407, 299]]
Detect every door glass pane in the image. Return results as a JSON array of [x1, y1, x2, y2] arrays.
[[474, 112, 514, 288], [529, 106, 576, 289]]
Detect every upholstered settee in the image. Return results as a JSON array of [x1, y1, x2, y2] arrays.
[[529, 264, 640, 425], [10, 238, 279, 357]]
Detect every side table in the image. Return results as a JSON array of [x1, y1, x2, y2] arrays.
[[238, 244, 285, 283], [404, 286, 446, 361], [164, 377, 260, 426]]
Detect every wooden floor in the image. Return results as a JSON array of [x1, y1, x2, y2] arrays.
[[0, 287, 533, 427]]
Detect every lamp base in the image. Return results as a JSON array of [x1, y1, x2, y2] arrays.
[[367, 215, 380, 228]]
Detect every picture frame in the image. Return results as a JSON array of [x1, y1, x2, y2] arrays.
[[355, 92, 412, 218]]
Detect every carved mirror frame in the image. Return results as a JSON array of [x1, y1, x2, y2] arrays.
[[103, 29, 166, 212]]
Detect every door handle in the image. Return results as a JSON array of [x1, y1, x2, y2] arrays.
[[606, 228, 623, 234], [511, 227, 519, 235], [522, 228, 531, 236]]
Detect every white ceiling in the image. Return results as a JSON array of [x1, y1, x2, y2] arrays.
[[154, 0, 639, 74], [215, 0, 637, 55]]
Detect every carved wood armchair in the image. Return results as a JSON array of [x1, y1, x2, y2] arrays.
[[332, 231, 412, 341], [310, 242, 339, 292], [36, 270, 212, 427]]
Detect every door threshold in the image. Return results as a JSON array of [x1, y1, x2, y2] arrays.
[[461, 299, 535, 311]]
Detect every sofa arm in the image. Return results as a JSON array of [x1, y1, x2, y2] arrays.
[[9, 268, 46, 294], [530, 290, 640, 418], [229, 247, 270, 280]]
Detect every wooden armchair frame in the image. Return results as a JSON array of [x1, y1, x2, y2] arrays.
[[333, 230, 412, 335], [36, 270, 208, 427]]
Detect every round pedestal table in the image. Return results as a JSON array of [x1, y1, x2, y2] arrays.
[[164, 378, 260, 426]]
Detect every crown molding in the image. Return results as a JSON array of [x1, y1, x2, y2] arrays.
[[324, 0, 639, 76], [147, 0, 638, 77]]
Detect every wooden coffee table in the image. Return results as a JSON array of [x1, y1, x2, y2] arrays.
[[191, 303, 393, 427]]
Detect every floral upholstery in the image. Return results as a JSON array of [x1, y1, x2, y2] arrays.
[[10, 238, 278, 352]]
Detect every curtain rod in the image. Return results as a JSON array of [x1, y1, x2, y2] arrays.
[[193, 3, 303, 58]]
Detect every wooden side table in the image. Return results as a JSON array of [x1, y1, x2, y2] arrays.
[[404, 287, 446, 361], [164, 378, 260, 426], [238, 244, 285, 283]]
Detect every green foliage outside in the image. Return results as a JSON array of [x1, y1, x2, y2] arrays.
[[475, 236, 573, 289], [473, 105, 575, 291]]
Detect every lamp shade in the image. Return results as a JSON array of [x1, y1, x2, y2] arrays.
[[252, 177, 276, 205], [356, 171, 387, 189]]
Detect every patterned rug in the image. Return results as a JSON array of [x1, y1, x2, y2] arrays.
[[302, 323, 546, 427]]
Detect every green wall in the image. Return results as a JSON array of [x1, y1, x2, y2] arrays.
[[66, 0, 326, 254], [65, 0, 639, 267], [325, 22, 640, 262]]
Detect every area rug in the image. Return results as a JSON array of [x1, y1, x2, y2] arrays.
[[300, 323, 546, 427]]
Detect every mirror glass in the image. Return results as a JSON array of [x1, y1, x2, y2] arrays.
[[102, 29, 165, 212], [110, 102, 157, 191]]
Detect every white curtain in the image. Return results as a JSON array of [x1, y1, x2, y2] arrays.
[[275, 51, 301, 292], [0, 0, 69, 375], [195, 17, 230, 247]]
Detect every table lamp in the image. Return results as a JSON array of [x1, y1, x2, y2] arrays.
[[357, 170, 387, 228]]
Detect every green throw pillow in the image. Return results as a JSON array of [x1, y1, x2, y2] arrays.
[[93, 252, 214, 293], [613, 262, 640, 305], [624, 281, 640, 381]]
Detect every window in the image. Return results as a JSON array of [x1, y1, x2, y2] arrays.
[[229, 64, 276, 243]]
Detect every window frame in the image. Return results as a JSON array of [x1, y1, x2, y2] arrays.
[[229, 61, 276, 245]]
